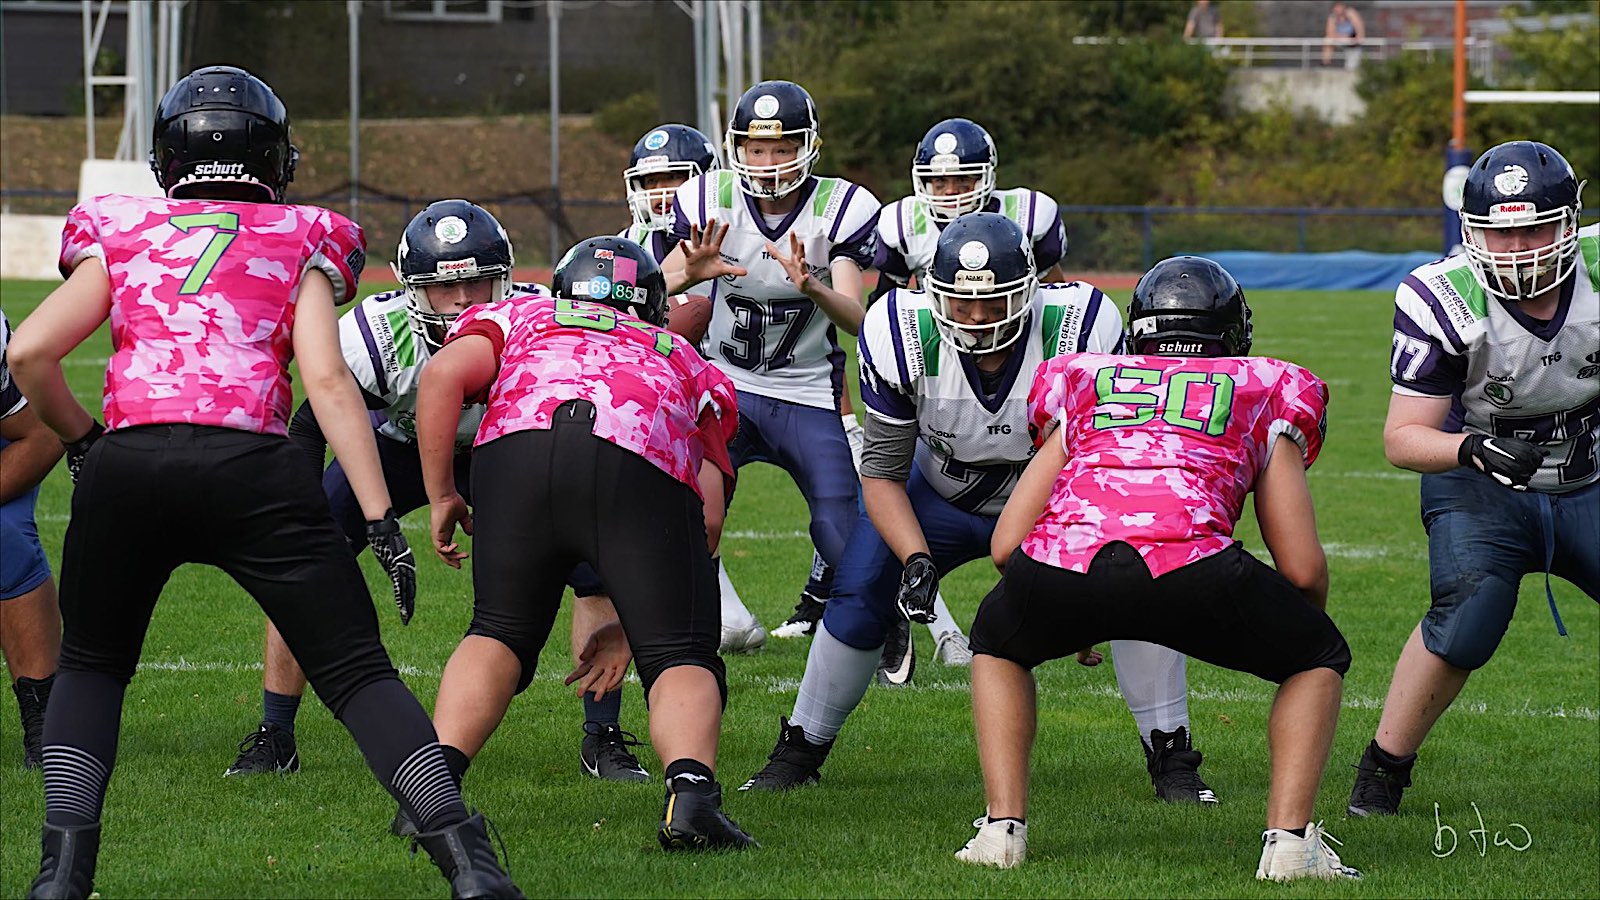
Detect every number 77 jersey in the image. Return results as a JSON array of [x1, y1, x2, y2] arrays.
[[1025, 354, 1328, 576], [58, 193, 365, 435]]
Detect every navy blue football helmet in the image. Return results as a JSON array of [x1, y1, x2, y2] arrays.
[[1460, 140, 1584, 302], [1127, 256, 1252, 357], [392, 200, 514, 348], [925, 212, 1036, 354], [912, 118, 997, 223], [552, 236, 669, 327], [625, 124, 720, 232], [150, 65, 298, 203], [724, 80, 821, 200]]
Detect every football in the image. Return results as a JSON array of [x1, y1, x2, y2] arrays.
[[665, 293, 712, 344]]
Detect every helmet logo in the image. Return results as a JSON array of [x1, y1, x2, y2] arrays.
[[437, 258, 478, 276], [435, 216, 469, 244], [644, 130, 670, 150], [192, 162, 245, 175], [753, 94, 780, 118], [1493, 165, 1529, 196], [958, 240, 990, 270], [934, 132, 958, 154]]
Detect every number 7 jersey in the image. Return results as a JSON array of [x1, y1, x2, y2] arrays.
[[1024, 354, 1328, 576], [671, 171, 880, 408], [58, 193, 365, 435]]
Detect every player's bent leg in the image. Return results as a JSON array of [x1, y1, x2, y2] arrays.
[[2, 578, 60, 771], [1549, 478, 1600, 599], [226, 620, 305, 777], [714, 561, 766, 654], [569, 587, 650, 783], [1109, 639, 1215, 805]]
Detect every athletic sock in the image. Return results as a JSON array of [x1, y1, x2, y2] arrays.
[[1109, 640, 1191, 739], [40, 671, 126, 827], [716, 557, 760, 628], [338, 677, 468, 833], [664, 758, 717, 793], [1370, 739, 1417, 768], [790, 621, 879, 743], [583, 689, 622, 726], [262, 689, 302, 733], [441, 744, 472, 789], [925, 591, 960, 638]]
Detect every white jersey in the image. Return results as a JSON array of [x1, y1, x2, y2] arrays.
[[671, 170, 880, 408], [0, 309, 26, 419], [858, 282, 1125, 515], [616, 223, 677, 265], [874, 188, 1067, 290], [339, 283, 548, 449], [1391, 223, 1599, 493]]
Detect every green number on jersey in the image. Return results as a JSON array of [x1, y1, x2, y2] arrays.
[[168, 212, 241, 295], [1093, 365, 1235, 436], [553, 297, 672, 356]]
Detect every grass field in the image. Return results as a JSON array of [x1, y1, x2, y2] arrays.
[[0, 279, 1596, 898]]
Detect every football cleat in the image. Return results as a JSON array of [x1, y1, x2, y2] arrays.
[[955, 815, 1027, 869], [1347, 740, 1415, 817], [225, 723, 299, 777], [391, 804, 420, 838], [659, 778, 758, 850], [934, 630, 973, 667], [876, 619, 915, 686], [770, 592, 826, 639], [13, 675, 51, 770], [739, 717, 833, 791], [720, 619, 767, 655], [28, 821, 101, 899], [580, 723, 650, 783], [413, 812, 526, 898], [1144, 727, 1218, 805], [1257, 821, 1361, 881]]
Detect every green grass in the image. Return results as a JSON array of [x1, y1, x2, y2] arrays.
[[0, 279, 1595, 898]]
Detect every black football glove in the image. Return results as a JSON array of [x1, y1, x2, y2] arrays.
[[1458, 433, 1544, 491], [63, 420, 105, 484], [896, 553, 940, 624], [366, 509, 417, 624]]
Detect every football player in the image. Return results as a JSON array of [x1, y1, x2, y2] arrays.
[[959, 256, 1355, 880], [741, 214, 1214, 806], [665, 80, 880, 646], [1348, 141, 1597, 816], [416, 236, 756, 851], [8, 66, 518, 897], [0, 309, 64, 771]]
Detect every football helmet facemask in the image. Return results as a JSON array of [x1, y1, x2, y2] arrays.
[[625, 124, 720, 232], [391, 200, 514, 349], [912, 118, 997, 223], [925, 212, 1036, 355], [724, 80, 821, 201], [1460, 140, 1584, 303]]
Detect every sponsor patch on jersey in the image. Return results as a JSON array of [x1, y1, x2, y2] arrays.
[[644, 129, 670, 151], [753, 94, 780, 118], [959, 240, 989, 270], [435, 216, 468, 244], [1482, 381, 1514, 407], [1425, 271, 1481, 331], [1493, 165, 1529, 196]]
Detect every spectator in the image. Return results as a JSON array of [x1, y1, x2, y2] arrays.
[[1184, 0, 1224, 41], [1323, 2, 1365, 70]]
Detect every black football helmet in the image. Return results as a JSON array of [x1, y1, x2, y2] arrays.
[[724, 80, 821, 200], [625, 124, 720, 232], [149, 65, 298, 203], [391, 200, 514, 349], [912, 118, 997, 223], [552, 236, 669, 326], [1127, 256, 1252, 357], [1460, 140, 1584, 302], [924, 212, 1036, 354]]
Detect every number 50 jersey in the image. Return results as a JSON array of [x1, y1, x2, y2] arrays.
[[59, 193, 365, 436], [671, 171, 880, 409], [858, 282, 1125, 516]]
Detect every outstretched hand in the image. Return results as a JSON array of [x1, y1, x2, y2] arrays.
[[566, 620, 633, 701], [682, 221, 749, 286]]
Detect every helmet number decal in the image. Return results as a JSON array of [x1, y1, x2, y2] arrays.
[[1092, 365, 1236, 437], [169, 212, 241, 295], [553, 297, 673, 356]]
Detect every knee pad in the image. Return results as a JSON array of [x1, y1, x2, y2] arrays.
[[1422, 571, 1518, 671], [819, 593, 892, 650], [463, 624, 541, 694], [634, 653, 728, 709]]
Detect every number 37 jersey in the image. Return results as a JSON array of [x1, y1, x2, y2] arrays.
[[672, 171, 880, 408], [1024, 354, 1328, 576], [58, 193, 365, 436]]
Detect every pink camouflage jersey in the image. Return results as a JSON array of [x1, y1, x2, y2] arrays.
[[58, 194, 365, 436], [445, 294, 738, 500], [1023, 353, 1328, 576]]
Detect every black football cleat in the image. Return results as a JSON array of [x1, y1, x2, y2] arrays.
[[739, 717, 834, 792], [659, 778, 757, 851], [413, 812, 524, 899], [1145, 727, 1218, 805]]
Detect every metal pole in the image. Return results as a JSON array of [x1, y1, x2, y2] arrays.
[[748, 0, 760, 84], [692, 0, 706, 137], [1443, 0, 1470, 257], [549, 0, 561, 266], [724, 0, 741, 117], [1451, 0, 1466, 150], [348, 0, 361, 221], [83, 0, 96, 160]]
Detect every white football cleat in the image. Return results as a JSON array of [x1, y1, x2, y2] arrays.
[[720, 619, 767, 654], [955, 816, 1027, 869], [934, 630, 973, 666], [1257, 821, 1361, 882]]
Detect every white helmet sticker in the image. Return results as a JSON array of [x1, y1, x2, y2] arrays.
[[933, 132, 958, 154], [1493, 165, 1529, 196], [959, 240, 990, 270], [435, 216, 468, 244], [753, 94, 780, 119]]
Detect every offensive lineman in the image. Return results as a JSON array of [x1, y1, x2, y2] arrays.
[[1347, 140, 1598, 816], [741, 214, 1215, 807]]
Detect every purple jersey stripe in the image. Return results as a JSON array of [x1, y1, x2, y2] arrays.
[[1077, 289, 1105, 353], [1025, 190, 1038, 233], [828, 183, 860, 241], [826, 324, 847, 408], [670, 196, 692, 242], [895, 201, 907, 253], [354, 307, 390, 397], [886, 291, 913, 389], [1034, 215, 1066, 271], [1402, 274, 1467, 355]]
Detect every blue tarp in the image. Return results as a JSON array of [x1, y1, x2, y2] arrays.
[[1198, 250, 1443, 292]]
